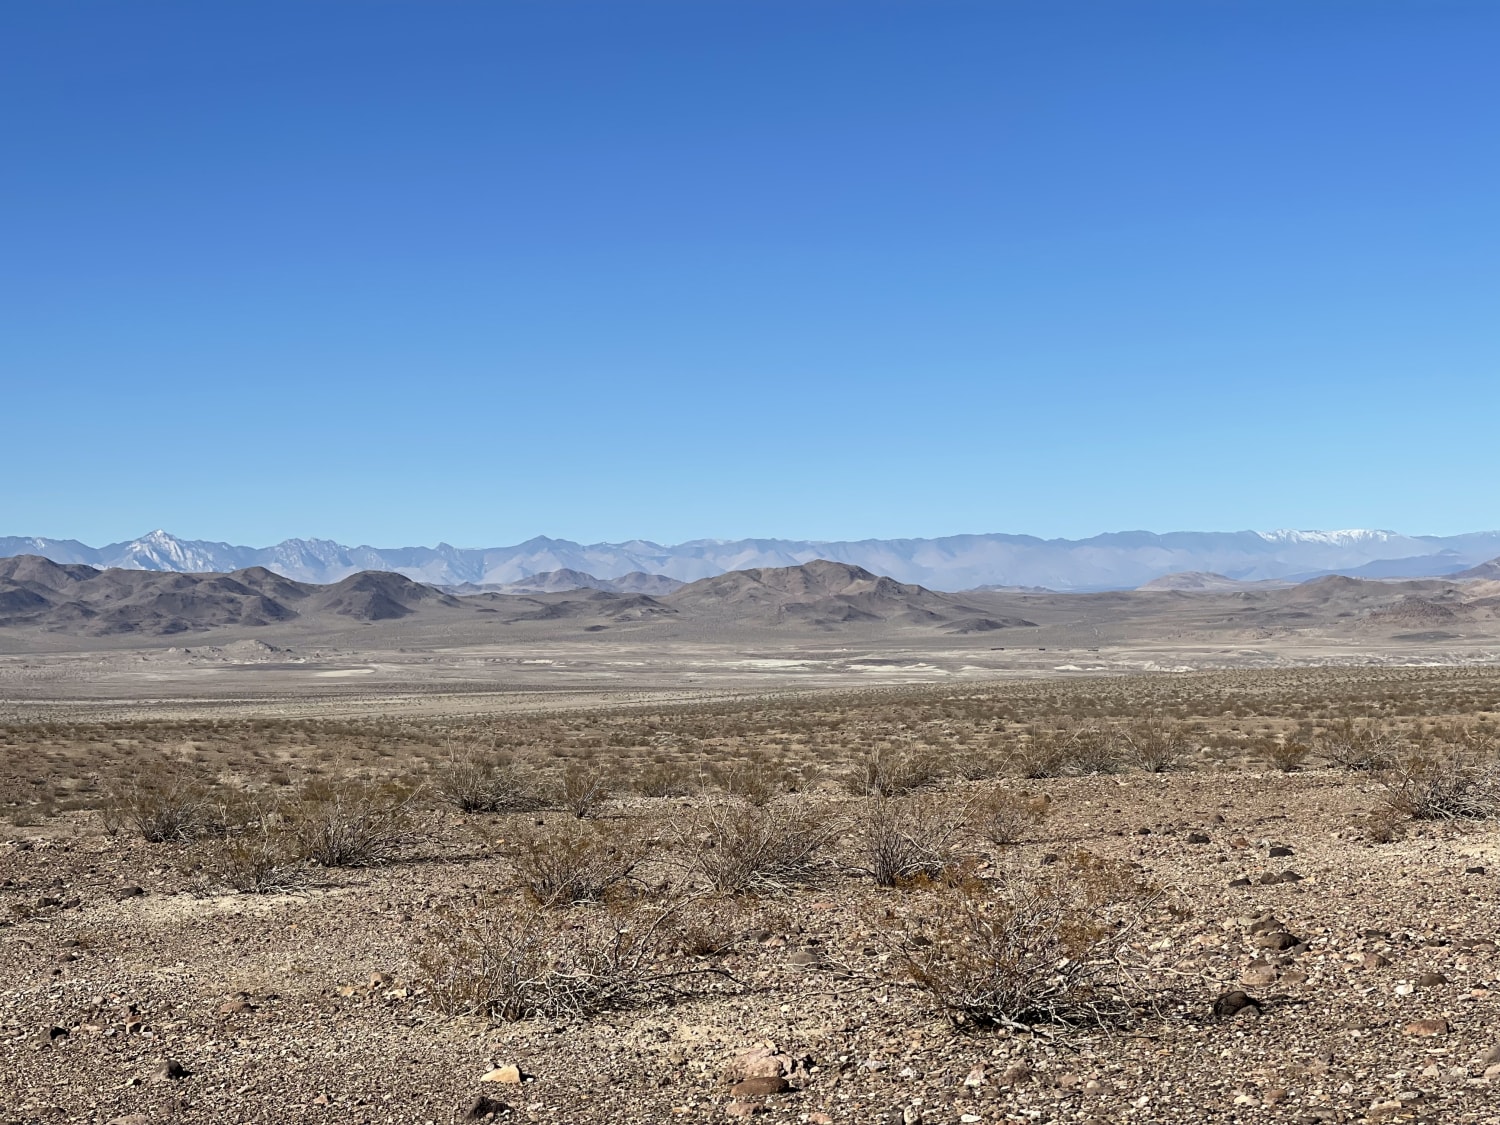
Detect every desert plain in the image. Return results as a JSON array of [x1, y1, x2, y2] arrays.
[[2, 558, 1499, 1125]]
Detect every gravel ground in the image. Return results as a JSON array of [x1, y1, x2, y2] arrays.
[[3, 770, 1498, 1125]]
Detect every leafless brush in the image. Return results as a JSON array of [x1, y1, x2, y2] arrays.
[[417, 899, 730, 1021], [1318, 720, 1399, 772], [897, 856, 1157, 1030], [205, 818, 310, 894], [679, 800, 841, 895], [845, 743, 947, 797], [975, 787, 1050, 845], [102, 771, 221, 842], [1119, 721, 1190, 773], [432, 742, 541, 812], [714, 757, 789, 807], [1262, 738, 1312, 773], [292, 780, 418, 867], [854, 794, 971, 887], [1380, 745, 1500, 821], [554, 762, 612, 819], [504, 819, 645, 907]]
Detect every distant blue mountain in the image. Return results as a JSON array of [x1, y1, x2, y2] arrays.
[[2, 527, 1498, 592]]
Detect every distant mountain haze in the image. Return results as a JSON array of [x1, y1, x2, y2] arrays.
[[4, 528, 1500, 592]]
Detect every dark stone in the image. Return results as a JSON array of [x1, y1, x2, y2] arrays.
[[1186, 832, 1211, 845], [1269, 846, 1295, 858], [1211, 990, 1262, 1019], [729, 1077, 790, 1097], [462, 1096, 509, 1120], [1254, 931, 1301, 951]]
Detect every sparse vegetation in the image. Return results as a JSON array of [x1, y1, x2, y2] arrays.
[[555, 761, 612, 819], [432, 743, 540, 812], [1263, 737, 1312, 773], [418, 899, 725, 1021], [854, 794, 969, 887], [680, 799, 838, 894], [292, 780, 418, 867], [203, 816, 310, 894], [898, 856, 1157, 1030], [1119, 720, 1190, 773], [102, 770, 222, 842], [1380, 743, 1500, 821], [504, 819, 645, 907], [975, 786, 1050, 845], [1319, 719, 1400, 772]]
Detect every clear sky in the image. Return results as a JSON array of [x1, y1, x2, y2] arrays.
[[3, 1, 1497, 548]]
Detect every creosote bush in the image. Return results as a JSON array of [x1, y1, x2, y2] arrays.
[[504, 819, 644, 907], [555, 762, 612, 819], [1380, 746, 1500, 821], [1007, 730, 1071, 779], [680, 800, 839, 894], [897, 855, 1157, 1030], [433, 745, 540, 813], [975, 787, 1050, 845], [1318, 720, 1399, 772], [102, 772, 223, 843], [855, 794, 969, 887], [292, 780, 418, 867], [204, 820, 309, 894], [714, 757, 790, 807], [418, 899, 726, 1021], [845, 743, 947, 797], [1263, 738, 1312, 773], [1119, 721, 1190, 773]]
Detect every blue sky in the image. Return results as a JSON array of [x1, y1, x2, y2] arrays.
[[3, 1, 1496, 548]]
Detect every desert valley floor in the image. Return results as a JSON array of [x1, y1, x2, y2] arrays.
[[2, 561, 1499, 1124]]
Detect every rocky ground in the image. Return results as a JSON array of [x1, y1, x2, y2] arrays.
[[3, 763, 1499, 1125]]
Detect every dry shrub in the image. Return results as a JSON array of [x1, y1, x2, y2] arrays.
[[665, 898, 748, 957], [1357, 806, 1406, 843], [680, 800, 839, 895], [714, 757, 789, 807], [292, 780, 418, 867], [633, 761, 695, 799], [1008, 729, 1071, 779], [846, 743, 947, 797], [204, 821, 309, 894], [102, 772, 223, 842], [855, 794, 970, 887], [1119, 721, 1190, 773], [433, 746, 540, 812], [554, 762, 612, 819], [975, 787, 1050, 845], [897, 855, 1156, 1030], [1062, 725, 1122, 775], [1380, 746, 1500, 821], [418, 899, 726, 1021], [1318, 720, 1399, 772], [504, 820, 644, 907], [1263, 739, 1312, 773]]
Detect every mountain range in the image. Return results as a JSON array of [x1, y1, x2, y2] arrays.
[[0, 555, 1017, 637], [4, 527, 1500, 592]]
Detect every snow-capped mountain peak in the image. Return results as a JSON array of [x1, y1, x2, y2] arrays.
[[1254, 529, 1401, 547]]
